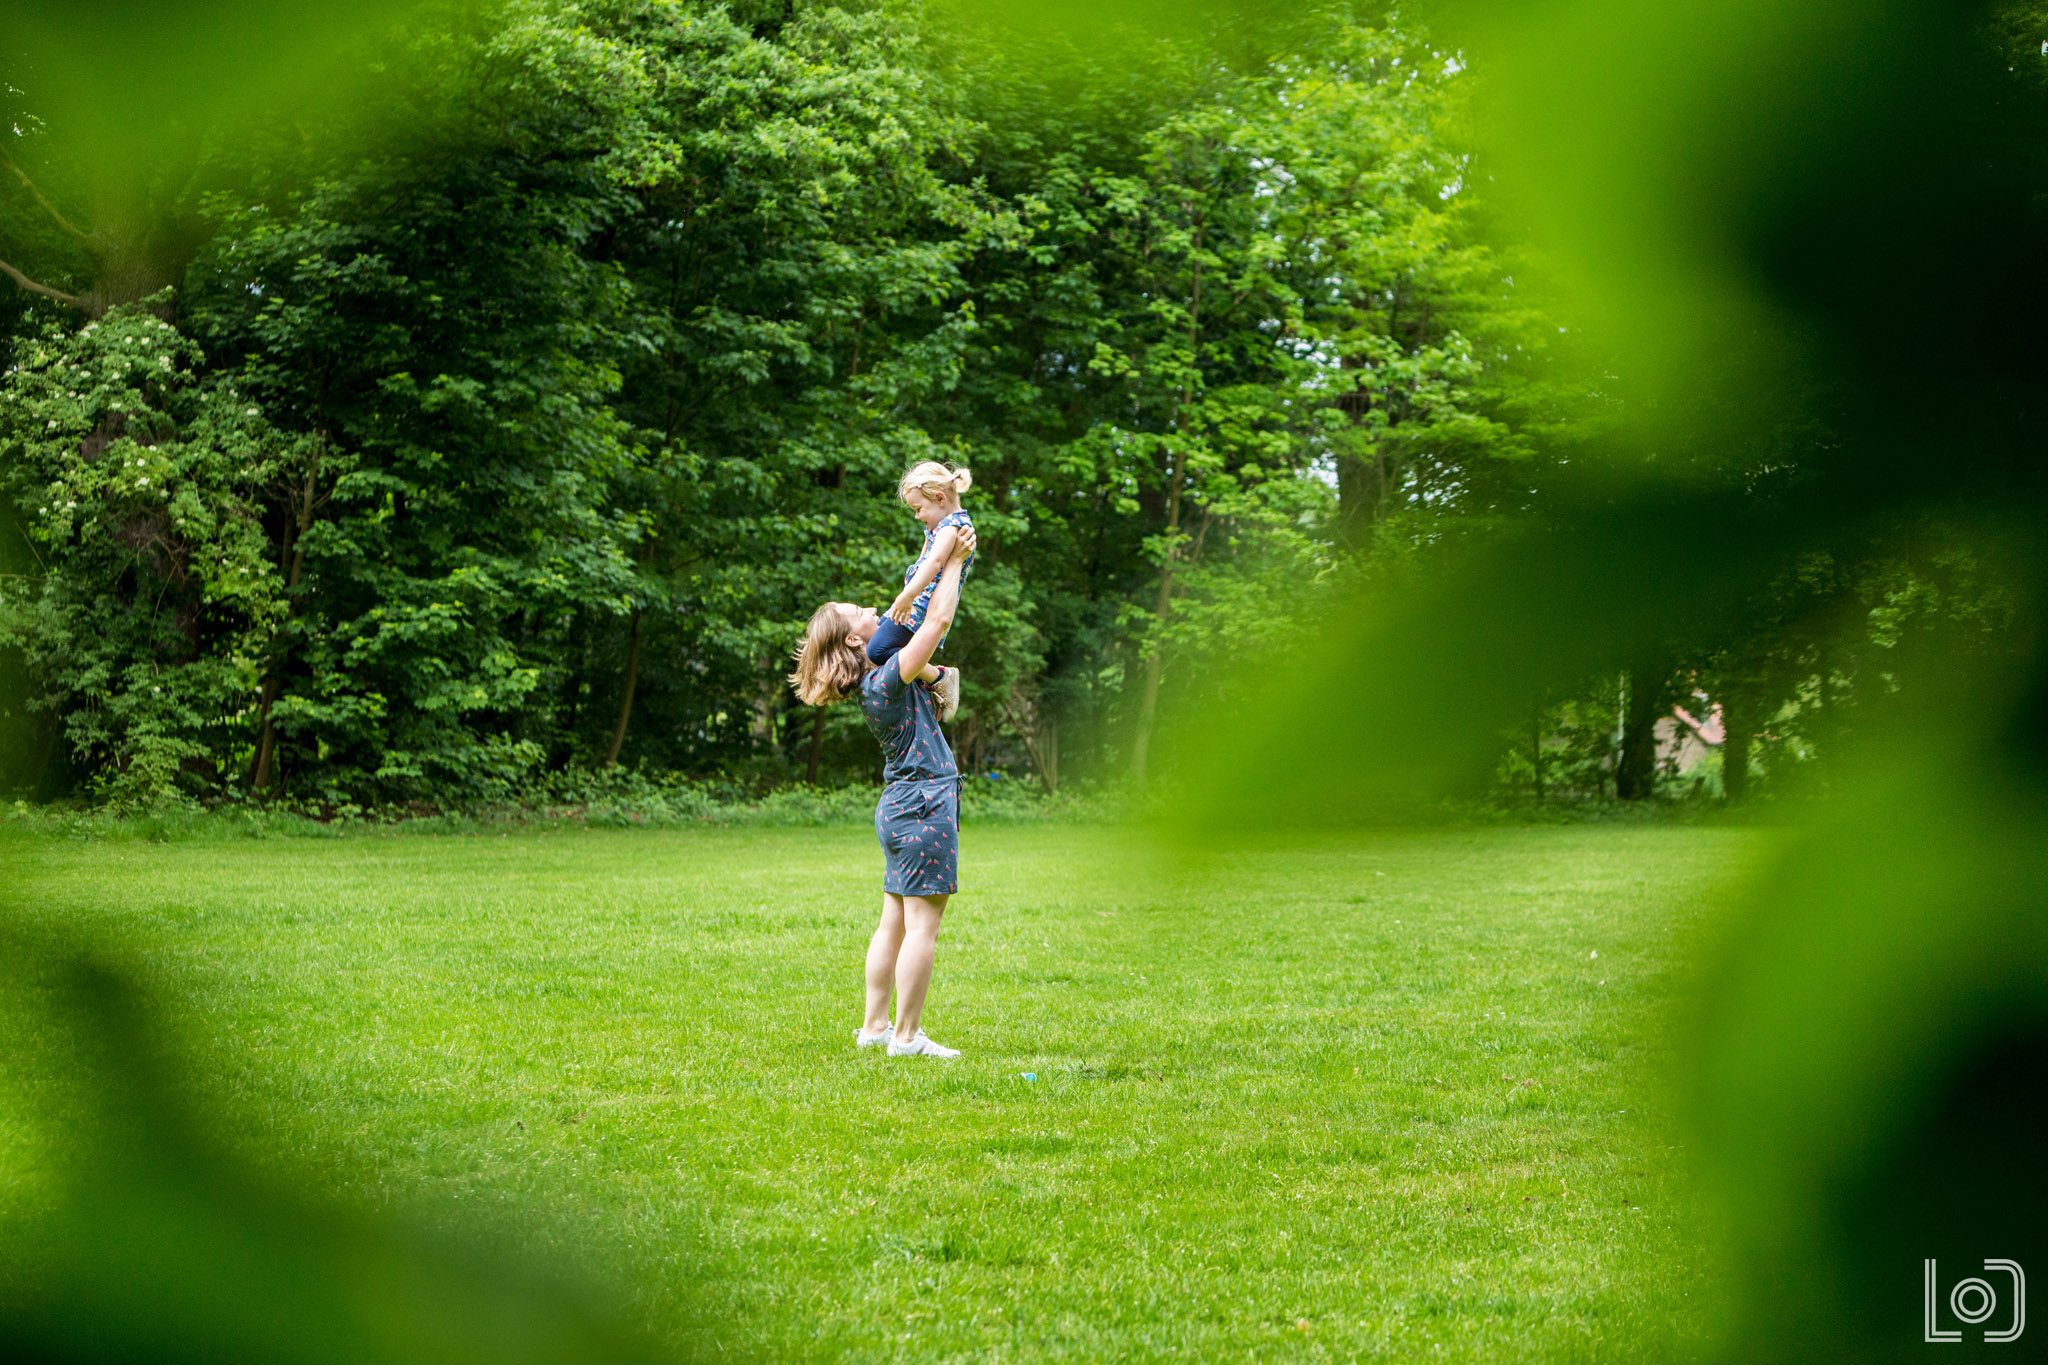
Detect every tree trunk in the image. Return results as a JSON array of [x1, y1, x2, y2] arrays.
[[87, 167, 203, 316], [30, 706, 64, 798], [805, 707, 826, 785], [1334, 354, 1391, 549], [1131, 209, 1207, 786], [1130, 648, 1167, 786], [1723, 701, 1750, 803], [1615, 665, 1661, 801], [250, 675, 284, 792], [1334, 451, 1390, 549], [552, 609, 587, 768], [957, 714, 983, 775], [1530, 703, 1546, 803], [87, 239, 183, 317], [1129, 446, 1183, 787], [1037, 714, 1060, 796], [251, 467, 319, 792], [604, 611, 643, 768], [1011, 694, 1061, 795], [750, 664, 780, 751], [0, 152, 202, 318]]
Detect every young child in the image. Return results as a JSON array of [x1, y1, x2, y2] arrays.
[[866, 460, 974, 721]]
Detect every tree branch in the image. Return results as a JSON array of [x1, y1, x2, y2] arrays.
[[1, 147, 90, 244], [0, 254, 87, 310]]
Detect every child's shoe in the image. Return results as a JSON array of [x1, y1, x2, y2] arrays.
[[931, 665, 961, 722]]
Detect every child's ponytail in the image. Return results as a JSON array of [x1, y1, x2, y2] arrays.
[[899, 460, 971, 507]]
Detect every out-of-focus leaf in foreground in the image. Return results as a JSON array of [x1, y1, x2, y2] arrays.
[[1161, 0, 2048, 1355], [2, 0, 439, 316], [1681, 759, 2048, 1359], [924, 0, 1328, 77], [0, 932, 669, 1365], [1174, 0, 2048, 827], [7, 0, 434, 165]]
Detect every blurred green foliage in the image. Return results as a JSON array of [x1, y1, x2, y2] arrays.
[[0, 928, 668, 1364], [6, 0, 2048, 1355], [1175, 0, 2048, 1356], [1685, 766, 2048, 1358]]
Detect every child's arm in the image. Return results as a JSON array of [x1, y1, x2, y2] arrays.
[[886, 526, 960, 623], [895, 527, 975, 680]]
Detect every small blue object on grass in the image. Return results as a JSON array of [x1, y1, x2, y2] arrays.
[[1022, 1072, 1037, 1082]]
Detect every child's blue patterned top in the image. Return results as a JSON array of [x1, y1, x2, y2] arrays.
[[903, 510, 974, 644]]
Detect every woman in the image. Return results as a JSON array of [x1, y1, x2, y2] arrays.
[[788, 525, 977, 1059]]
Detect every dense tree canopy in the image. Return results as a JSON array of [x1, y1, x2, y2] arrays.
[[0, 0, 2026, 808]]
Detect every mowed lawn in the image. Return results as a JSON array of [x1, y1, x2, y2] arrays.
[[4, 822, 1766, 1361]]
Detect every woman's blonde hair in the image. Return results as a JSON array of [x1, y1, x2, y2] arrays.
[[789, 602, 868, 706], [898, 459, 972, 507]]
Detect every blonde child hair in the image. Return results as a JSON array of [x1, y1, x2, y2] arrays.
[[897, 460, 972, 507], [788, 603, 868, 706]]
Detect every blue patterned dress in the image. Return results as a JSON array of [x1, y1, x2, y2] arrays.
[[857, 653, 961, 896]]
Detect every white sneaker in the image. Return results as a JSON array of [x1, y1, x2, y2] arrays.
[[855, 1025, 894, 1049], [888, 1030, 960, 1059], [931, 666, 961, 723]]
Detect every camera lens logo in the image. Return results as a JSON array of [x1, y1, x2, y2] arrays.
[[1924, 1259, 2025, 1344]]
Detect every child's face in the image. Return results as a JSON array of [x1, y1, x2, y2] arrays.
[[903, 489, 946, 528]]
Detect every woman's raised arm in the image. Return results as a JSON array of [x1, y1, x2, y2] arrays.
[[894, 525, 975, 681]]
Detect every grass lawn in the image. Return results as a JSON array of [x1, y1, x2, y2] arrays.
[[2, 822, 1766, 1361]]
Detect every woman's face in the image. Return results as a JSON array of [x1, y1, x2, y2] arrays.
[[838, 601, 880, 649]]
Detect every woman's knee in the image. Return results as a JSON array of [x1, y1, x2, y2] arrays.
[[904, 893, 947, 934]]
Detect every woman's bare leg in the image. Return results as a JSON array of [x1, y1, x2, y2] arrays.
[[864, 894, 905, 1033], [893, 893, 948, 1040]]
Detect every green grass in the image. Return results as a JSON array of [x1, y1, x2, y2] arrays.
[[3, 823, 1766, 1360]]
